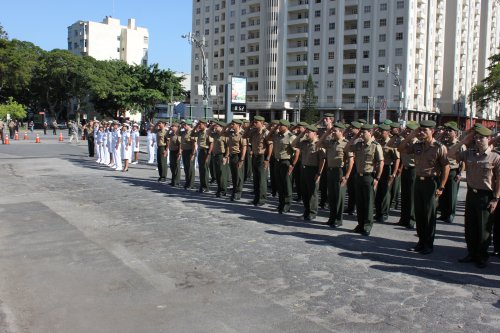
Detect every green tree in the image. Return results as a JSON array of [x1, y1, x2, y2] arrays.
[[302, 74, 318, 124], [0, 97, 26, 119], [469, 51, 500, 110], [0, 23, 8, 40]]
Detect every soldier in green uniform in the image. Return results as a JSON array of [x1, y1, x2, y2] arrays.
[[346, 124, 384, 236], [449, 127, 500, 268], [395, 122, 419, 228], [167, 122, 182, 187], [210, 121, 229, 197], [292, 125, 326, 220], [180, 120, 196, 189], [267, 119, 299, 214], [226, 119, 247, 201], [192, 119, 214, 193], [268, 120, 280, 197], [242, 119, 253, 183], [374, 123, 400, 222], [398, 120, 450, 254], [345, 121, 362, 215], [437, 121, 465, 223], [156, 121, 168, 182], [245, 116, 269, 206], [318, 114, 335, 209], [291, 122, 308, 202], [389, 123, 402, 209], [318, 122, 354, 227]]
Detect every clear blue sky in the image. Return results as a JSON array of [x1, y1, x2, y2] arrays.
[[1, 0, 193, 73]]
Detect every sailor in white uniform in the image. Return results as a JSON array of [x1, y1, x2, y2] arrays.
[[147, 124, 157, 164], [111, 121, 122, 171], [131, 123, 140, 164], [121, 123, 132, 171]]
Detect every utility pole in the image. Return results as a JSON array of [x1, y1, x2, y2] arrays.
[[386, 66, 404, 123]]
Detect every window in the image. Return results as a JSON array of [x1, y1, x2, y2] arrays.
[[362, 96, 369, 104], [395, 48, 403, 56], [380, 19, 387, 27], [240, 59, 245, 65], [229, 60, 234, 67], [362, 65, 369, 73], [296, 54, 301, 61], [205, 5, 210, 12], [215, 27, 219, 34], [396, 17, 404, 25], [329, 22, 335, 30], [329, 37, 335, 44], [363, 50, 369, 58], [204, 29, 209, 35], [314, 53, 320, 60], [315, 24, 321, 31], [315, 10, 321, 17], [363, 36, 370, 43], [195, 19, 200, 25], [205, 18, 210, 24], [378, 65, 386, 72], [241, 9, 246, 15], [329, 8, 336, 15], [328, 66, 334, 74], [397, 1, 404, 9], [327, 81, 334, 88], [241, 34, 246, 40], [230, 23, 235, 29], [229, 35, 234, 42], [240, 47, 245, 53], [364, 21, 371, 28], [362, 81, 369, 88], [313, 67, 320, 74], [314, 39, 320, 45], [396, 32, 404, 40], [378, 80, 385, 88], [379, 34, 386, 42], [379, 49, 386, 57], [380, 3, 387, 11], [328, 52, 334, 59], [196, 8, 201, 14], [241, 22, 246, 28], [364, 5, 371, 13]]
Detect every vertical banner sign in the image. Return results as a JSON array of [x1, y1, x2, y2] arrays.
[[231, 76, 247, 115], [379, 98, 387, 122]]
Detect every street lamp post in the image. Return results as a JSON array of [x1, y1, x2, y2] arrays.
[[182, 32, 210, 119], [295, 94, 302, 122], [386, 66, 405, 123]]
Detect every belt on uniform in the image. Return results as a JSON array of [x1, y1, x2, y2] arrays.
[[416, 176, 436, 181], [358, 172, 373, 176], [278, 158, 290, 162], [468, 187, 492, 194], [328, 166, 343, 170], [403, 166, 414, 170]]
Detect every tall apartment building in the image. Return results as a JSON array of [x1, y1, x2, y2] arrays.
[[190, 0, 449, 122], [441, 0, 499, 129], [67, 16, 149, 66]]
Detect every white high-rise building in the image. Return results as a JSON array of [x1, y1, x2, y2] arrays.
[[441, 0, 499, 129], [68, 16, 149, 66], [190, 0, 451, 122]]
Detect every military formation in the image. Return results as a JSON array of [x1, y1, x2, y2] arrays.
[[80, 116, 500, 269]]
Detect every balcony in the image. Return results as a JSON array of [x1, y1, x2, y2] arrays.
[[287, 32, 309, 39], [288, 17, 309, 26], [287, 74, 308, 81], [287, 45, 308, 52], [286, 60, 308, 67]]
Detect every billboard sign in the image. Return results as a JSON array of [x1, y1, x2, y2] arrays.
[[231, 76, 247, 104]]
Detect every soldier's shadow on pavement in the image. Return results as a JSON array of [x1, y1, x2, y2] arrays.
[[265, 229, 500, 289]]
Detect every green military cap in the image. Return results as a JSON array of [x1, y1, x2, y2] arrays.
[[242, 119, 250, 123], [279, 119, 290, 127], [378, 123, 391, 131], [361, 124, 374, 130], [271, 119, 280, 125], [290, 121, 297, 127], [232, 119, 243, 125], [444, 121, 459, 132], [253, 116, 265, 122], [383, 119, 393, 125], [357, 119, 367, 124], [324, 113, 334, 117], [474, 126, 492, 137], [350, 121, 362, 129], [306, 125, 318, 132], [297, 121, 309, 127], [214, 120, 226, 127], [390, 122, 400, 128], [406, 121, 420, 130], [198, 118, 208, 124], [420, 120, 436, 128], [181, 119, 193, 125], [373, 124, 379, 128], [333, 122, 346, 129], [473, 123, 483, 128]]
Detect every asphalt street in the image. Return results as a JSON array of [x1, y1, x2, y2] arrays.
[[0, 130, 499, 333]]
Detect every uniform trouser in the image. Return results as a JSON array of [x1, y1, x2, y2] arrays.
[[148, 143, 156, 163], [355, 174, 375, 233], [52, 127, 57, 135], [302, 165, 320, 218], [197, 148, 210, 191], [244, 150, 253, 182], [414, 177, 438, 250], [113, 146, 122, 170], [493, 206, 500, 253], [9, 128, 14, 139], [464, 188, 494, 262], [182, 149, 195, 188], [327, 167, 346, 224], [43, 128, 47, 135], [157, 146, 168, 179], [438, 169, 459, 220], [95, 142, 102, 162], [390, 174, 401, 208], [102, 144, 110, 164], [88, 139, 94, 156], [213, 154, 228, 195], [346, 165, 357, 213], [319, 167, 328, 205], [292, 159, 302, 199], [375, 165, 393, 219], [209, 155, 216, 181], [169, 150, 181, 185], [276, 160, 293, 211], [252, 154, 267, 204], [400, 167, 416, 226], [229, 154, 244, 198], [269, 157, 277, 195]]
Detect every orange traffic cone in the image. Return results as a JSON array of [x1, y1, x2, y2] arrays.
[[59, 133, 64, 142], [4, 135, 9, 145], [35, 134, 40, 143], [14, 131, 19, 140], [23, 131, 28, 140]]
